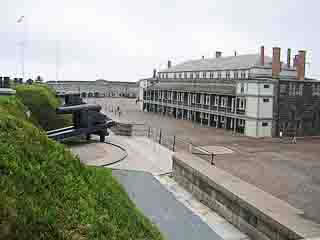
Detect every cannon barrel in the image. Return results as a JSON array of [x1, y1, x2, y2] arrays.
[[56, 104, 102, 114]]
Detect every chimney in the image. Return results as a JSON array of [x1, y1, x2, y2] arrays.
[[202, 56, 205, 59], [234, 51, 237, 56], [272, 47, 281, 78], [215, 51, 222, 58], [287, 48, 291, 68], [293, 54, 299, 68], [260, 46, 265, 66], [297, 50, 306, 80], [167, 60, 172, 68], [153, 69, 157, 78]]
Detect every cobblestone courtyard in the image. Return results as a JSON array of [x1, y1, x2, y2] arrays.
[[88, 97, 320, 223]]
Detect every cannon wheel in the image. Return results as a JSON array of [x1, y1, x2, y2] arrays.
[[100, 134, 105, 143], [86, 134, 91, 141]]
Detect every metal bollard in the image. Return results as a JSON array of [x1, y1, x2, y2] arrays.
[[211, 153, 215, 165], [159, 129, 162, 144]]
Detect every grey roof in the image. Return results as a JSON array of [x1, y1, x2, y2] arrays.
[[160, 54, 273, 73]]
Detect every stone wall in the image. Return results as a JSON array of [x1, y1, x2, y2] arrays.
[[172, 152, 320, 240]]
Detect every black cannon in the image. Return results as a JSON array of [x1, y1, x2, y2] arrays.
[[47, 94, 114, 142]]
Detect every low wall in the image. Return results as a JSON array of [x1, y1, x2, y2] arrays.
[[111, 122, 133, 136], [172, 152, 320, 240], [0, 88, 16, 96]]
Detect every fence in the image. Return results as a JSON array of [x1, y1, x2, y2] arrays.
[[132, 123, 216, 165]]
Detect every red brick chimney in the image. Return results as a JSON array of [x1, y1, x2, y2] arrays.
[[272, 47, 281, 78], [260, 46, 264, 66], [287, 48, 291, 68], [216, 51, 222, 58], [297, 50, 306, 80]]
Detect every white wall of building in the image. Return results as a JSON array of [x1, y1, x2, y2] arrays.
[[245, 119, 272, 137], [246, 96, 273, 119]]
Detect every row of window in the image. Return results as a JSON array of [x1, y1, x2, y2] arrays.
[[159, 70, 249, 80], [280, 83, 320, 97], [148, 92, 248, 109]]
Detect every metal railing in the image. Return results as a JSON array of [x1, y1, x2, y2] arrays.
[[132, 124, 216, 165]]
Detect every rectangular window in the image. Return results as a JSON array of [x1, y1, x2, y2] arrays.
[[205, 95, 210, 105], [190, 73, 193, 79], [200, 95, 204, 104], [264, 84, 270, 88], [192, 94, 196, 103], [214, 115, 218, 121], [234, 71, 239, 79], [184, 72, 187, 79], [214, 96, 219, 106], [217, 71, 222, 79], [221, 116, 225, 122], [263, 98, 270, 103], [262, 122, 268, 127], [202, 72, 206, 78], [221, 97, 227, 106], [239, 119, 245, 126], [173, 73, 176, 79], [179, 73, 182, 79], [226, 71, 230, 80], [196, 72, 199, 79], [210, 72, 214, 79]]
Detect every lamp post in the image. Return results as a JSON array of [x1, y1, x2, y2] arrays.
[[17, 16, 26, 80]]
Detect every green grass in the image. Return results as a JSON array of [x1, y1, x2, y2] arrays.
[[0, 94, 163, 240], [15, 84, 72, 131]]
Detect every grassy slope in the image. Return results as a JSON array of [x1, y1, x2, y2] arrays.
[[0, 93, 163, 240], [15, 85, 72, 131]]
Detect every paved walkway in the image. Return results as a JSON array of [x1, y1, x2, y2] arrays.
[[106, 135, 173, 175], [70, 139, 126, 166], [155, 175, 249, 240], [112, 170, 223, 240]]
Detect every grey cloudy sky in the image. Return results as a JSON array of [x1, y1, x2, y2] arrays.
[[1, 0, 319, 82]]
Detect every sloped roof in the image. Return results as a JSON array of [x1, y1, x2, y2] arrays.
[[160, 54, 273, 73]]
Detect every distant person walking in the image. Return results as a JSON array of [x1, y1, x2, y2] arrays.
[[292, 135, 297, 144]]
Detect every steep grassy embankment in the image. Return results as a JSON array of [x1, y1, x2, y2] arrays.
[[0, 87, 163, 240], [15, 85, 72, 130]]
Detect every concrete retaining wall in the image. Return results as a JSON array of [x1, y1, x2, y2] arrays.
[[172, 152, 320, 240], [111, 122, 133, 136]]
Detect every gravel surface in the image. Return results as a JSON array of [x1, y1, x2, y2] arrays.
[[87, 97, 320, 224]]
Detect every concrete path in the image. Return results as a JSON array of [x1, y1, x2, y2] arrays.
[[155, 175, 249, 240], [112, 169, 223, 240], [70, 140, 126, 166], [106, 135, 173, 175]]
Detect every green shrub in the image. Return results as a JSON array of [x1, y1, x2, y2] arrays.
[[0, 96, 163, 240], [15, 85, 72, 131]]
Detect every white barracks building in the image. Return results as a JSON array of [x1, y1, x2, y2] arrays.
[[142, 46, 317, 137]]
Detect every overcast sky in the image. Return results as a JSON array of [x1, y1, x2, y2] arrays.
[[1, 0, 319, 82]]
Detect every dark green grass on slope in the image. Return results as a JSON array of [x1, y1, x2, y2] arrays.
[[0, 95, 163, 240], [15, 84, 72, 131]]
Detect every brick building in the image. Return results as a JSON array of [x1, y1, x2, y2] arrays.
[[142, 47, 320, 137]]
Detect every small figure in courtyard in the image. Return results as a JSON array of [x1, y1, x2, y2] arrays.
[[279, 130, 283, 139], [292, 135, 297, 144]]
